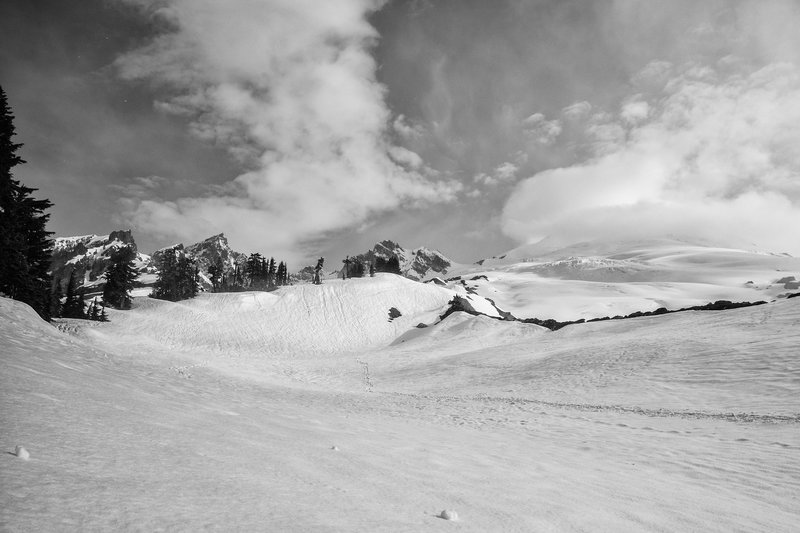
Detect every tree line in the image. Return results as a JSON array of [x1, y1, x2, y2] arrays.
[[207, 253, 291, 292], [340, 254, 401, 279]]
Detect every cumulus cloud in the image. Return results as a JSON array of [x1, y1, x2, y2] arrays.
[[113, 0, 458, 261], [502, 62, 800, 254], [522, 113, 562, 145], [473, 161, 519, 189]]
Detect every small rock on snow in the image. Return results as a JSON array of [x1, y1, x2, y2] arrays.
[[14, 445, 30, 460], [439, 509, 458, 521]]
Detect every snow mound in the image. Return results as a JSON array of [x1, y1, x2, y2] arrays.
[[391, 311, 546, 350], [14, 445, 30, 460], [88, 275, 460, 356]]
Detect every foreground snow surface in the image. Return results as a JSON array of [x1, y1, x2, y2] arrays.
[[1, 277, 799, 532]]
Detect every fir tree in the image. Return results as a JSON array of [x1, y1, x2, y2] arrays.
[[246, 253, 264, 286], [50, 279, 63, 318], [151, 250, 199, 301], [0, 86, 54, 319], [99, 303, 109, 322], [61, 270, 85, 318], [150, 251, 178, 301], [313, 257, 324, 285], [386, 255, 401, 275], [102, 246, 138, 309], [267, 257, 276, 287], [208, 260, 223, 292], [88, 298, 101, 321], [276, 261, 286, 286]]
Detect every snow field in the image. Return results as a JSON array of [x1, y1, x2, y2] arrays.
[[452, 239, 800, 320], [2, 266, 799, 531]]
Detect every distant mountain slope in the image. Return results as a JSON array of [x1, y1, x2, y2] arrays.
[[50, 230, 153, 292], [345, 240, 455, 281], [53, 231, 248, 294], [150, 233, 246, 289], [447, 237, 800, 321]]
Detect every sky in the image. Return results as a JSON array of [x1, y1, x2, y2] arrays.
[[2, 0, 800, 266]]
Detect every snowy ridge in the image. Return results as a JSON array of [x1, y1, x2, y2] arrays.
[[50, 230, 153, 291], [349, 240, 457, 281], [87, 274, 484, 357], [454, 238, 800, 320]]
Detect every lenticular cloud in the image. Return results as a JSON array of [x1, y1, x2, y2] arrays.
[[502, 62, 800, 254], [114, 0, 457, 260]]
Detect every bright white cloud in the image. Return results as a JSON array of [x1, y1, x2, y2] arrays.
[[387, 146, 424, 169], [502, 62, 800, 254], [620, 98, 649, 125], [114, 0, 458, 262]]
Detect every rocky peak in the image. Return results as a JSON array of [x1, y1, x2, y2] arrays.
[[183, 233, 245, 272], [347, 240, 452, 281], [50, 231, 149, 290]]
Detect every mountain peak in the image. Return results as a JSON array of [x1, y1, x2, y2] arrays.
[[344, 240, 453, 281]]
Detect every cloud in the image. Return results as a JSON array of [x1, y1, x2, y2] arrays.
[[561, 101, 592, 121], [388, 146, 424, 169], [502, 62, 800, 254], [113, 0, 458, 261], [522, 113, 562, 145], [473, 161, 519, 188]]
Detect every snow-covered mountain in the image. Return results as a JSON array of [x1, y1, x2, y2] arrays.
[[150, 233, 246, 289], [348, 240, 455, 281], [50, 230, 154, 292], [52, 231, 247, 293], [447, 237, 800, 321]]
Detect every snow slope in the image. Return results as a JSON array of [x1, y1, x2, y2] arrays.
[[2, 278, 799, 531], [455, 238, 800, 320]]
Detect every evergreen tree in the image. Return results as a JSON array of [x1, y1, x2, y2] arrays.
[[88, 298, 101, 321], [208, 260, 223, 292], [151, 250, 199, 301], [386, 255, 401, 275], [0, 86, 54, 319], [374, 255, 401, 274], [267, 257, 276, 287], [150, 251, 178, 301], [50, 279, 63, 318], [246, 253, 264, 286], [313, 257, 324, 285], [102, 246, 138, 309], [276, 261, 287, 286], [99, 303, 109, 322], [369, 262, 375, 277], [61, 270, 85, 318]]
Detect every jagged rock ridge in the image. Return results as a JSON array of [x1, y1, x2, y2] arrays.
[[50, 230, 153, 291], [351, 240, 452, 281]]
